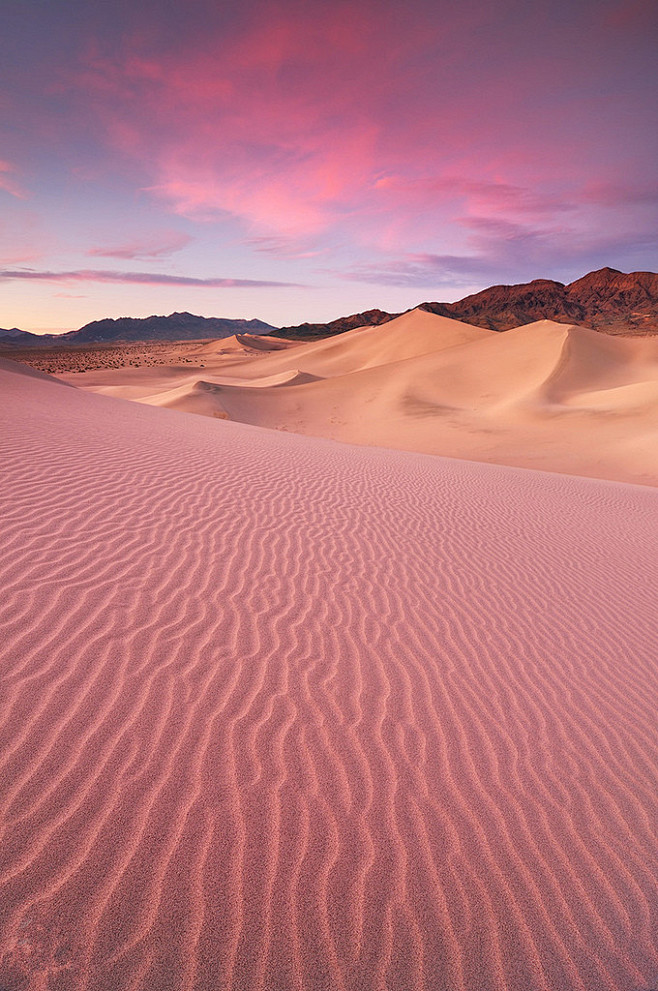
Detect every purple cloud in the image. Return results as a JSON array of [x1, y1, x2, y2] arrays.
[[0, 161, 26, 200], [580, 181, 658, 208], [0, 268, 304, 288], [338, 253, 503, 289], [341, 219, 658, 290], [88, 231, 193, 259], [244, 234, 323, 260]]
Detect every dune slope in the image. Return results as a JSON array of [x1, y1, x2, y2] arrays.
[[59, 313, 658, 485], [1, 361, 657, 991], [141, 319, 658, 485]]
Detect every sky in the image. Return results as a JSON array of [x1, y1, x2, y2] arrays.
[[1, 0, 656, 332]]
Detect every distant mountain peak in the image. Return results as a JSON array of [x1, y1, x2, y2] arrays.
[[277, 308, 393, 340], [571, 266, 623, 280], [67, 313, 278, 344], [277, 268, 658, 339], [0, 327, 51, 345], [420, 268, 658, 335]]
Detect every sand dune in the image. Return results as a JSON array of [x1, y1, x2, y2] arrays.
[[198, 368, 318, 390], [195, 334, 301, 355], [234, 333, 302, 351], [158, 320, 658, 485], [140, 372, 320, 417], [1, 359, 657, 991], [56, 311, 658, 485], [230, 308, 494, 379]]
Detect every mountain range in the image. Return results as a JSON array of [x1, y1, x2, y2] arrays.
[[277, 268, 658, 339], [0, 313, 276, 347], [1, 267, 657, 346]]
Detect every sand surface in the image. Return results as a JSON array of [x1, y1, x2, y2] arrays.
[[1, 358, 657, 990], [48, 311, 658, 486]]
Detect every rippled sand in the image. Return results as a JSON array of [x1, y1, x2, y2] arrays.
[[1, 358, 657, 990]]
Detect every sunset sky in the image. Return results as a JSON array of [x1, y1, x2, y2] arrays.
[[1, 0, 656, 332]]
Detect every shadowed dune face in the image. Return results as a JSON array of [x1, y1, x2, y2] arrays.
[[535, 323, 658, 406], [53, 311, 658, 486], [0, 356, 73, 384], [1, 361, 658, 991], [234, 333, 302, 351]]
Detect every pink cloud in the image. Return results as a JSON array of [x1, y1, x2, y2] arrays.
[[57, 0, 656, 270], [88, 230, 193, 259], [68, 5, 411, 236], [370, 175, 575, 229], [601, 0, 658, 31], [244, 234, 324, 259], [580, 181, 658, 208], [82, 60, 552, 251], [0, 248, 42, 264], [0, 161, 27, 199]]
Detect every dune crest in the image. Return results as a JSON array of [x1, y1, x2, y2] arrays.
[[1, 360, 657, 990], [56, 311, 658, 485]]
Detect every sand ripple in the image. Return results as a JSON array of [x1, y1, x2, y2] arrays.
[[0, 362, 657, 991]]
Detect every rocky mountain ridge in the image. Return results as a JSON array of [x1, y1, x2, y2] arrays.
[[0, 312, 276, 347], [277, 268, 658, 339], [0, 327, 49, 345], [419, 268, 658, 334], [276, 309, 393, 340]]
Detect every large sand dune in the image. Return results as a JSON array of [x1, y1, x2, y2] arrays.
[[1, 359, 657, 990], [58, 311, 658, 485]]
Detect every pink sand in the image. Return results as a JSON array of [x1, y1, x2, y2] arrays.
[[1, 359, 657, 991]]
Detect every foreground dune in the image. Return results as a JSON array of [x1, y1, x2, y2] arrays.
[[1, 359, 657, 991], [57, 311, 658, 486]]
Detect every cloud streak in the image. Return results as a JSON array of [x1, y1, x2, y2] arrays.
[[339, 253, 504, 289], [341, 224, 658, 291], [0, 268, 302, 288], [0, 161, 27, 199], [88, 231, 193, 259]]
